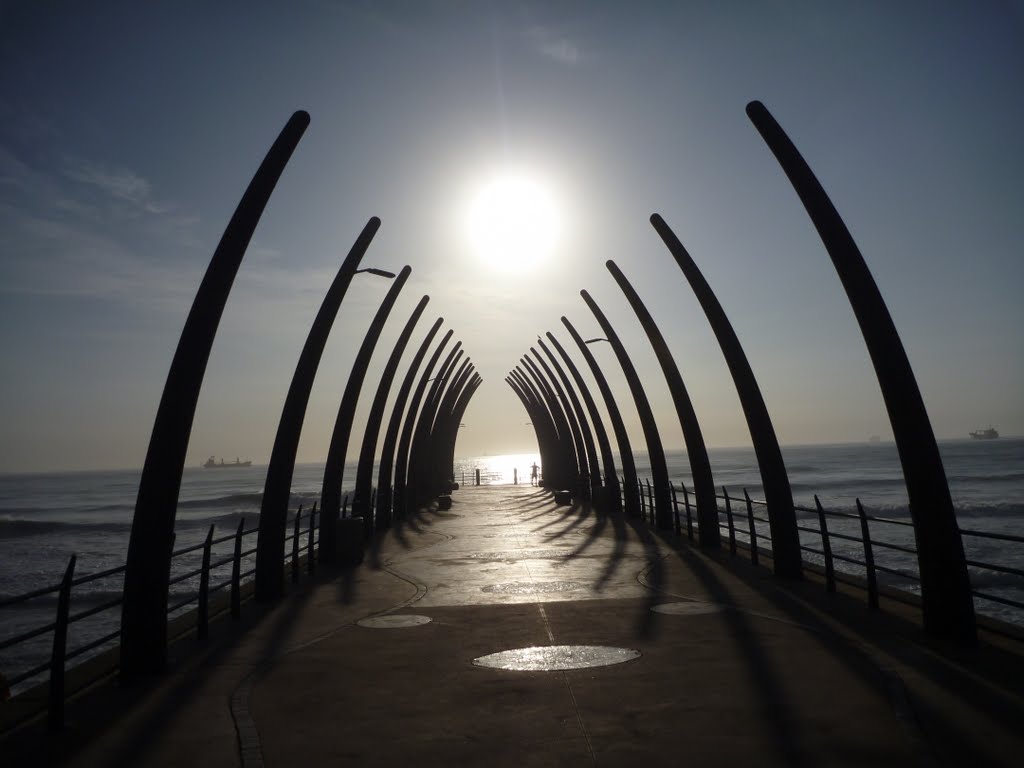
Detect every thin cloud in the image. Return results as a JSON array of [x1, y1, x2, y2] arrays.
[[62, 158, 170, 214], [528, 25, 583, 65]]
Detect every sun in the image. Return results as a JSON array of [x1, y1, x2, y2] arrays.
[[463, 172, 561, 271]]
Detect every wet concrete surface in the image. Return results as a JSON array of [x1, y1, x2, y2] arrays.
[[9, 484, 1024, 767]]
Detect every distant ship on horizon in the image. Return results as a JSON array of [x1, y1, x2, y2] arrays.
[[969, 427, 999, 440], [203, 456, 253, 468]]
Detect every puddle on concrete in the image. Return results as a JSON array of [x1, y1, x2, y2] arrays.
[[473, 645, 640, 671], [357, 614, 432, 629], [466, 549, 571, 560], [481, 581, 580, 595], [651, 602, 726, 616]]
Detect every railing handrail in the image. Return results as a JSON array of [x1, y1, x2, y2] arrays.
[[0, 499, 325, 720], [642, 477, 1024, 618]]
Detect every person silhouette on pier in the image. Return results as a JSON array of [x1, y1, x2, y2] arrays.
[[530, 462, 539, 486]]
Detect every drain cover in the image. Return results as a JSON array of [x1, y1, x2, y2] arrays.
[[482, 581, 579, 595], [474, 645, 640, 671], [357, 614, 432, 628], [651, 602, 725, 616]]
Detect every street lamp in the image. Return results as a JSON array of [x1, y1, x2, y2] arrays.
[[355, 267, 397, 278]]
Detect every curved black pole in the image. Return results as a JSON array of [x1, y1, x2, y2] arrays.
[[650, 215, 801, 575], [376, 318, 444, 526], [545, 332, 621, 513], [407, 347, 464, 508], [533, 342, 601, 501], [442, 375, 482, 481], [529, 348, 591, 497], [507, 374, 558, 483], [562, 316, 641, 518], [746, 99, 974, 642], [254, 217, 382, 602], [433, 369, 477, 491], [427, 361, 474, 494], [320, 266, 411, 563], [121, 111, 310, 675], [352, 295, 430, 532], [506, 378, 549, 476], [419, 355, 471, 497], [509, 370, 559, 484], [581, 291, 673, 530], [606, 260, 719, 547], [394, 332, 454, 516], [512, 366, 563, 487], [522, 354, 581, 491]]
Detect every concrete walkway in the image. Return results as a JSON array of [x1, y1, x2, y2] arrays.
[[6, 484, 1023, 766]]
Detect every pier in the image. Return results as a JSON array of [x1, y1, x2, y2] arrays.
[[3, 99, 1023, 765], [4, 483, 1022, 766]]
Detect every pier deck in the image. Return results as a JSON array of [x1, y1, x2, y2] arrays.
[[8, 484, 1024, 766]]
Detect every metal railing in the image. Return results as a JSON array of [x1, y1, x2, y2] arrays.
[[0, 500, 325, 730], [619, 476, 1024, 633], [460, 469, 505, 486]]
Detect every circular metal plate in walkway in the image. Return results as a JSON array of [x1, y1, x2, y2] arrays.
[[357, 614, 432, 629], [473, 645, 640, 671], [651, 602, 726, 616], [481, 580, 580, 595]]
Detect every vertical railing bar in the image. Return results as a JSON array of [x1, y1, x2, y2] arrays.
[[638, 479, 646, 521], [669, 482, 681, 536], [744, 489, 759, 566], [814, 495, 835, 593], [231, 518, 244, 619], [291, 505, 303, 583], [341, 493, 349, 520], [682, 482, 694, 542], [308, 502, 317, 575], [48, 554, 76, 731], [724, 487, 736, 555], [646, 479, 654, 526], [197, 524, 214, 640], [857, 498, 879, 610]]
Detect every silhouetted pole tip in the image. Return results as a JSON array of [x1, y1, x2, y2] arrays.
[[649, 213, 664, 227], [745, 100, 767, 118], [290, 110, 312, 128]]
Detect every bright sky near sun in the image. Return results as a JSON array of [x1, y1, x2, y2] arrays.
[[0, 1, 1022, 473]]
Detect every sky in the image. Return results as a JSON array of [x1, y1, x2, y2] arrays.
[[0, 0, 1022, 473]]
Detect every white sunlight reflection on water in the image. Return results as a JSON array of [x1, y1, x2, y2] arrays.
[[452, 452, 542, 485]]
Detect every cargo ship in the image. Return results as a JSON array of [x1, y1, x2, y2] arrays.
[[969, 427, 999, 440], [203, 456, 253, 468]]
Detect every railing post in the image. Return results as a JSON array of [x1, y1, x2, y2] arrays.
[[341, 493, 349, 519], [307, 502, 317, 575], [514, 468, 517, 485], [638, 479, 646, 520], [646, 480, 654, 525], [231, 519, 244, 620], [197, 524, 214, 640], [669, 483, 681, 536], [724, 487, 737, 555], [48, 554, 76, 731], [814, 495, 835, 593], [291, 505, 302, 583], [856, 499, 879, 610], [682, 482, 694, 542], [476, 468, 481, 486], [744, 489, 759, 566]]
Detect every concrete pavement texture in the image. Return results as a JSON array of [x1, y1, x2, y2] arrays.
[[3, 484, 1023, 766]]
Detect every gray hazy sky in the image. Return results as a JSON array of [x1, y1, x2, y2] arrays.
[[1, 0, 1022, 473]]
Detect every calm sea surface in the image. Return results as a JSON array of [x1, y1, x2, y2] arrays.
[[1, 439, 1021, 693]]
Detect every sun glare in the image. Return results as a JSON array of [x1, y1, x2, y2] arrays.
[[463, 172, 560, 271]]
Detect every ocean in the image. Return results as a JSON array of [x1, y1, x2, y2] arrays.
[[1, 439, 1022, 694]]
